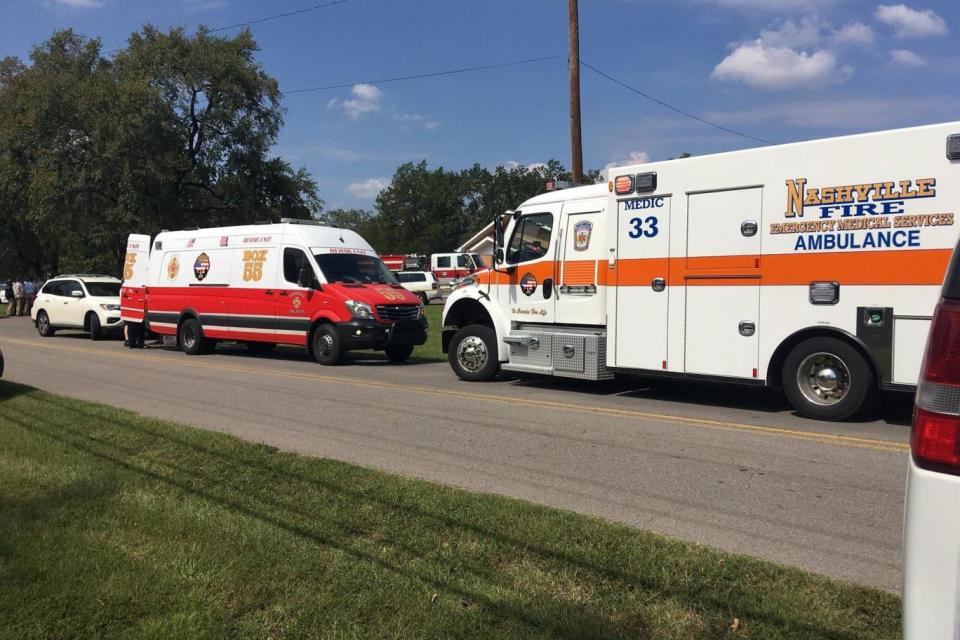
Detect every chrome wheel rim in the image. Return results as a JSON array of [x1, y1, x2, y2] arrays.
[[457, 336, 488, 373], [38, 313, 48, 332], [316, 333, 334, 356], [797, 352, 850, 406], [182, 325, 197, 350]]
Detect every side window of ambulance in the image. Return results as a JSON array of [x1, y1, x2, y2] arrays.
[[437, 256, 451, 269], [507, 213, 553, 263], [457, 255, 470, 268], [284, 248, 309, 285]]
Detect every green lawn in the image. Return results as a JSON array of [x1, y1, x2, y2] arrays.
[[0, 381, 901, 639], [415, 303, 445, 362]]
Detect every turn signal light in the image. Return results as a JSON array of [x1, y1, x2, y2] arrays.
[[614, 175, 634, 195]]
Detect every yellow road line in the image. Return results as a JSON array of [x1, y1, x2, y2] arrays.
[[0, 336, 910, 453]]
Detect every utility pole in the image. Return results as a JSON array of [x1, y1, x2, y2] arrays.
[[568, 0, 584, 184]]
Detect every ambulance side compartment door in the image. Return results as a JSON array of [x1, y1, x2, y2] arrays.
[[614, 195, 671, 370]]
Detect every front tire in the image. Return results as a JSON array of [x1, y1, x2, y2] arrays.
[[36, 311, 55, 337], [418, 292, 429, 305], [311, 325, 343, 365], [87, 313, 103, 340], [782, 337, 876, 421], [385, 345, 414, 363], [179, 318, 213, 355], [448, 324, 500, 381]]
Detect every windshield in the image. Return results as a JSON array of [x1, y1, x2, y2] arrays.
[[313, 253, 398, 284], [471, 254, 486, 269], [84, 282, 121, 297]]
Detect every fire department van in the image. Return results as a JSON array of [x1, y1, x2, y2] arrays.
[[120, 219, 427, 364], [442, 122, 960, 420]]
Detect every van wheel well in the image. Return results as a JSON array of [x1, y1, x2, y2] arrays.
[[83, 311, 96, 330], [767, 328, 880, 388], [444, 298, 493, 329]]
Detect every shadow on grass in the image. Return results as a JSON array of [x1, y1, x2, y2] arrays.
[[0, 380, 898, 639]]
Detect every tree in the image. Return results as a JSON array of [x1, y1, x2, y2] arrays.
[[0, 27, 321, 277]]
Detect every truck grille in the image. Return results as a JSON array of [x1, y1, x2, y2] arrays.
[[376, 304, 420, 321]]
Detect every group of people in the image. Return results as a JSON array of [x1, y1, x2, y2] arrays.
[[4, 277, 43, 317]]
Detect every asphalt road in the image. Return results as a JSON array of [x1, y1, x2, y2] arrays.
[[0, 315, 912, 591]]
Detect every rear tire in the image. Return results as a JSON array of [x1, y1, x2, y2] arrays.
[[246, 342, 277, 355], [311, 325, 343, 365], [418, 292, 429, 305], [385, 345, 414, 363], [36, 311, 55, 337], [87, 313, 103, 340], [179, 318, 213, 355], [448, 324, 499, 382], [782, 336, 876, 421]]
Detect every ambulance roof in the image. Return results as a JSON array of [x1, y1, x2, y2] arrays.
[[154, 221, 373, 251], [519, 183, 609, 208]]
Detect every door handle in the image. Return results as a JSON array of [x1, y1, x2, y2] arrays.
[[264, 290, 274, 295], [651, 277, 666, 292], [278, 291, 290, 297], [741, 220, 758, 237]]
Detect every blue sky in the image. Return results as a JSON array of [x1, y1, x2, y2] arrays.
[[4, 0, 959, 210]]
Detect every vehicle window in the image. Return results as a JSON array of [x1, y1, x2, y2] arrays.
[[436, 256, 451, 269], [42, 282, 63, 296], [313, 253, 398, 285], [60, 280, 82, 298], [397, 273, 426, 283], [84, 282, 120, 297], [457, 255, 471, 268], [284, 248, 310, 285], [507, 213, 553, 263], [472, 255, 486, 269]]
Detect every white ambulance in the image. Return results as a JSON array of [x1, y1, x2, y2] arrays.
[[442, 122, 960, 420], [120, 219, 427, 364]]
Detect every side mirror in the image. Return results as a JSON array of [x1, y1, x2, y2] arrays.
[[495, 248, 504, 265], [71, 290, 84, 298], [297, 266, 316, 289]]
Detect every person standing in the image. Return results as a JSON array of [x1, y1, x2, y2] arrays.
[[10, 279, 23, 316], [23, 278, 35, 316]]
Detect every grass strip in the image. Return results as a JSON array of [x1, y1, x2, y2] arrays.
[[0, 380, 900, 639]]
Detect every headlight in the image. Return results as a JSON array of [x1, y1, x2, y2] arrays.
[[344, 299, 374, 320], [100, 304, 120, 311]]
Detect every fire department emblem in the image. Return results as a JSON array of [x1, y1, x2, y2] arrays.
[[574, 220, 593, 251], [166, 256, 180, 280], [292, 295, 302, 309], [520, 272, 537, 296], [193, 252, 211, 281]]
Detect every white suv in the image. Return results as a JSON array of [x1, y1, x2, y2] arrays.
[[32, 275, 123, 340], [903, 243, 960, 638], [396, 271, 440, 304]]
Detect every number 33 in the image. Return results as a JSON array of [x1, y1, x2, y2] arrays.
[[628, 216, 659, 238]]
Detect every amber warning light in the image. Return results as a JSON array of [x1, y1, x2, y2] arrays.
[[614, 175, 634, 195]]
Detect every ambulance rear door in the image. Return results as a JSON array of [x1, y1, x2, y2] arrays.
[[120, 233, 151, 322]]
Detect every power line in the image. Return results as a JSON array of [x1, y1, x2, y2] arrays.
[[209, 0, 352, 33], [580, 60, 774, 146], [283, 55, 565, 94]]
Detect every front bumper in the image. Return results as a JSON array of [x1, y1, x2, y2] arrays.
[[335, 317, 428, 350], [102, 314, 124, 331]]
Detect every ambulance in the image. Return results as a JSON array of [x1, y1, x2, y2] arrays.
[[442, 122, 960, 420], [120, 219, 427, 364]]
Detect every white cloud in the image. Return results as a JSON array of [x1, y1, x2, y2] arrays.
[[183, 0, 226, 10], [890, 48, 927, 66], [604, 151, 651, 170], [876, 4, 947, 37], [759, 17, 822, 48], [346, 177, 389, 198], [833, 22, 875, 46], [394, 112, 442, 130], [328, 83, 383, 119], [47, 0, 104, 7], [712, 41, 847, 89]]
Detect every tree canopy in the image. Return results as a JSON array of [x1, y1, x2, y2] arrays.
[[0, 27, 320, 277]]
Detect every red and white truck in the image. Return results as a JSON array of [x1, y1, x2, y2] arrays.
[[120, 219, 427, 364]]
